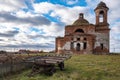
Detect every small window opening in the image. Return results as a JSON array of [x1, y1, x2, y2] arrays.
[[83, 42, 87, 49], [84, 38, 87, 40], [100, 43, 104, 50], [71, 42, 74, 49], [77, 38, 80, 41]]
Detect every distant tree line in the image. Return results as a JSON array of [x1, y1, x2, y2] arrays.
[[0, 50, 7, 54]]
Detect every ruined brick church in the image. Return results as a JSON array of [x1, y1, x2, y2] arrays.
[[56, 2, 110, 54]]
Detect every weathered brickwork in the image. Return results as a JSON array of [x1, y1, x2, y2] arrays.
[[56, 2, 110, 54]]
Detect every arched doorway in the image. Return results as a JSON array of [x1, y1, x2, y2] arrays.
[[76, 43, 80, 51]]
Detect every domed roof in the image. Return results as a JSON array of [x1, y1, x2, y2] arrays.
[[72, 13, 89, 25], [95, 1, 109, 10]]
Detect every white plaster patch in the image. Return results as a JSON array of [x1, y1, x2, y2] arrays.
[[62, 42, 71, 50], [94, 33, 109, 49], [74, 42, 77, 48]]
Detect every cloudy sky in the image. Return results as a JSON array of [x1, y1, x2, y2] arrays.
[[0, 0, 120, 52]]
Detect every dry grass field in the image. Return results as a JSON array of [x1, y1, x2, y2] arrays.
[[2, 54, 120, 80]]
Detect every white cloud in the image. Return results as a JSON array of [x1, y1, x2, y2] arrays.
[[14, 10, 38, 18], [40, 22, 64, 37], [0, 0, 26, 12], [0, 2, 89, 50], [33, 2, 89, 25], [111, 22, 120, 34], [33, 2, 55, 14], [66, 0, 78, 5], [0, 11, 51, 27]]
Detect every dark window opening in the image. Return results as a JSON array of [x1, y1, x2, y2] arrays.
[[99, 11, 104, 22], [76, 43, 80, 51], [75, 29, 84, 33], [77, 38, 80, 41], [71, 42, 74, 49], [83, 42, 87, 49], [84, 38, 87, 40], [100, 43, 104, 50]]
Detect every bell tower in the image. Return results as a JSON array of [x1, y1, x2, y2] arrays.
[[94, 1, 109, 25], [94, 1, 110, 54], [94, 1, 110, 32]]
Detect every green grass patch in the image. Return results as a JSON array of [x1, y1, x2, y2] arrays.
[[3, 54, 120, 80]]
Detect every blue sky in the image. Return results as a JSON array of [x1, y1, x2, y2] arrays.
[[0, 0, 120, 52]]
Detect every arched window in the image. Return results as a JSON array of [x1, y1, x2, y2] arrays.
[[99, 11, 104, 22], [75, 29, 84, 33]]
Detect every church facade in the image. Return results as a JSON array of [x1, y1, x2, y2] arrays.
[[56, 2, 110, 54]]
